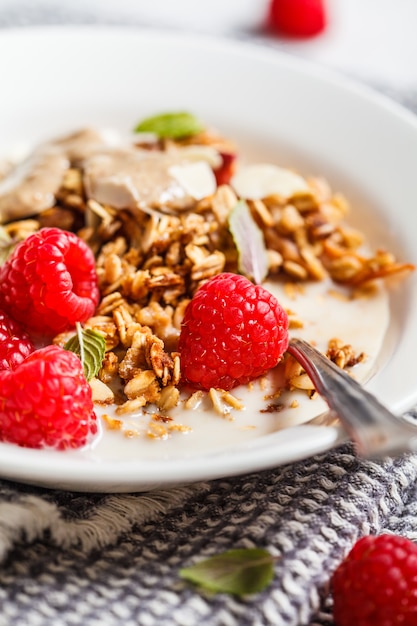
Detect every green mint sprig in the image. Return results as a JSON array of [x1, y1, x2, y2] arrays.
[[134, 111, 204, 139], [180, 548, 276, 596], [64, 324, 106, 381]]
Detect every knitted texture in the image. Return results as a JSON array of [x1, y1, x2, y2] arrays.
[[0, 443, 417, 626]]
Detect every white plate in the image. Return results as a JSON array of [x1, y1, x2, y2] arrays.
[[1, 26, 417, 492]]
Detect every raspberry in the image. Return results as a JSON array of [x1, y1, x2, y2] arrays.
[[267, 0, 327, 38], [178, 272, 289, 391], [0, 308, 34, 370], [332, 534, 417, 626], [0, 227, 99, 336], [213, 152, 236, 186], [0, 345, 97, 450]]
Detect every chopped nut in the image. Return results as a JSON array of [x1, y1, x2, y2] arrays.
[[327, 255, 363, 282], [283, 260, 308, 280], [157, 386, 180, 411], [172, 354, 181, 385], [104, 253, 123, 284], [119, 329, 151, 380], [339, 226, 364, 249], [284, 355, 304, 381], [289, 373, 315, 391], [284, 282, 305, 300], [185, 390, 205, 410], [211, 184, 238, 223], [147, 421, 169, 440], [326, 338, 366, 368], [62, 168, 84, 193], [115, 398, 148, 415], [85, 316, 119, 351], [96, 291, 127, 315], [221, 391, 244, 410], [249, 199, 274, 227], [99, 351, 119, 384], [124, 370, 158, 400], [300, 246, 327, 281], [278, 205, 304, 234], [4, 219, 40, 241], [148, 337, 172, 380], [286, 309, 304, 329], [102, 414, 123, 431], [90, 377, 115, 404], [267, 249, 284, 272], [113, 306, 140, 347], [209, 388, 231, 418]]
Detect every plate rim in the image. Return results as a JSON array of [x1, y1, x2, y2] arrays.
[[1, 23, 416, 127]]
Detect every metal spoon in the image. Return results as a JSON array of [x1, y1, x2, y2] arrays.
[[287, 337, 417, 459]]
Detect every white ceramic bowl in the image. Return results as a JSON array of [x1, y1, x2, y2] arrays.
[[1, 27, 417, 491]]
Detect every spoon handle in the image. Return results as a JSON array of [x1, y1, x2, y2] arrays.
[[287, 338, 417, 458]]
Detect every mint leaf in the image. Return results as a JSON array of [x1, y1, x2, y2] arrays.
[[64, 326, 106, 381], [228, 200, 268, 284], [179, 548, 275, 596], [134, 111, 204, 139]]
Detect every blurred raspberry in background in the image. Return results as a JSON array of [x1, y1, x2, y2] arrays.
[[267, 0, 327, 37]]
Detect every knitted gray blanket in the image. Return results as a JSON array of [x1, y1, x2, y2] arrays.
[[0, 440, 417, 626]]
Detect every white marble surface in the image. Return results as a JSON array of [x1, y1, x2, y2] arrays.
[[0, 0, 416, 92]]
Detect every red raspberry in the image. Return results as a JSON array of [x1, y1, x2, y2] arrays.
[[0, 227, 99, 336], [178, 272, 289, 391], [332, 534, 417, 626], [0, 345, 97, 450], [267, 0, 327, 38], [213, 152, 237, 186], [0, 309, 34, 370]]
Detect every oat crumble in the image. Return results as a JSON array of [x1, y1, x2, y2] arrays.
[[0, 123, 413, 440]]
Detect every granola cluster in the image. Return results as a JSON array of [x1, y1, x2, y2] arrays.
[[283, 338, 366, 400], [0, 127, 413, 431]]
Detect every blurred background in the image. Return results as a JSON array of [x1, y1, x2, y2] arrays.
[[0, 0, 416, 107]]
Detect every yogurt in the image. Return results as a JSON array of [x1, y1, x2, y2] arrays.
[[87, 278, 389, 462]]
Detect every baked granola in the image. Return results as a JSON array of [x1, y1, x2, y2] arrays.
[[0, 117, 413, 439]]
